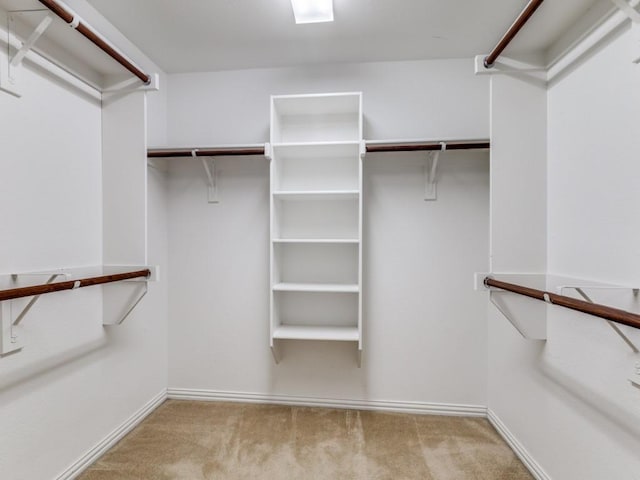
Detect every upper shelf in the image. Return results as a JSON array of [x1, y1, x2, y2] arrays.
[[273, 190, 359, 201], [271, 93, 362, 116], [0, 0, 154, 94], [271, 92, 363, 144]]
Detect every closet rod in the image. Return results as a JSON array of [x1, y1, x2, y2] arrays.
[[147, 140, 490, 158], [0, 269, 150, 302], [484, 0, 545, 68], [485, 277, 640, 330], [366, 141, 490, 153], [148, 147, 266, 158], [37, 0, 151, 84]]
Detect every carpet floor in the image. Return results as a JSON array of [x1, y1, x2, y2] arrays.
[[78, 400, 533, 480]]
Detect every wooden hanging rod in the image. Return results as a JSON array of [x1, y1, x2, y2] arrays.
[[365, 141, 490, 153], [148, 147, 267, 158], [484, 277, 640, 330], [0, 269, 150, 303], [484, 0, 545, 68], [147, 140, 490, 158], [37, 0, 151, 85]]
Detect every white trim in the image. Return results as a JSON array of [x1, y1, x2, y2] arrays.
[[55, 389, 167, 480], [547, 8, 630, 83], [487, 409, 551, 480], [166, 388, 487, 417]]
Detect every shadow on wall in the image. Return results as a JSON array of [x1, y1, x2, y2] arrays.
[[0, 337, 108, 406], [537, 354, 640, 458]]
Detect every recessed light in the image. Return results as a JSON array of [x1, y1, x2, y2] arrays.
[[290, 0, 334, 24]]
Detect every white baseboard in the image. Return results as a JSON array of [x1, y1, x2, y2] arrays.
[[56, 389, 167, 480], [167, 388, 487, 417], [487, 409, 551, 480]]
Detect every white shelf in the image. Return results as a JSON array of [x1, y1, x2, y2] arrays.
[[273, 282, 359, 293], [273, 190, 359, 201], [272, 141, 361, 149], [273, 238, 359, 244], [270, 92, 363, 360], [272, 93, 362, 116], [273, 325, 359, 342]]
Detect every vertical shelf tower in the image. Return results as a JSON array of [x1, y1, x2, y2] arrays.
[[269, 92, 364, 366]]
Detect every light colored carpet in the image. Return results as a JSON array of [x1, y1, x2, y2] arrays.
[[78, 400, 533, 480]]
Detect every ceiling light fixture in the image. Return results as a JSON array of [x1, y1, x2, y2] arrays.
[[290, 0, 334, 24]]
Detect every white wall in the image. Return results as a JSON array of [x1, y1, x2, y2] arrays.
[[546, 25, 640, 479], [487, 24, 640, 480], [164, 59, 489, 146], [0, 3, 169, 479], [165, 59, 491, 408]]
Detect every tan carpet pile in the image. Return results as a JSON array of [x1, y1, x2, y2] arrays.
[[78, 400, 532, 479]]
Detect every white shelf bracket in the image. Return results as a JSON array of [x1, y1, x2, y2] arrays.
[[271, 343, 280, 364], [104, 282, 148, 326], [193, 150, 219, 203], [102, 73, 160, 93], [1, 11, 54, 97], [102, 265, 158, 325], [0, 270, 69, 355], [424, 142, 445, 201], [473, 55, 547, 87], [1, 301, 22, 356], [13, 273, 64, 326], [475, 272, 548, 340], [264, 142, 272, 160], [10, 12, 54, 69], [560, 285, 640, 353]]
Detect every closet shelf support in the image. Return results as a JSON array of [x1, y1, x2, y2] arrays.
[[559, 285, 640, 353], [0, 266, 158, 355], [0, 11, 55, 97], [10, 12, 53, 69], [192, 150, 219, 203], [37, 0, 152, 85], [424, 142, 445, 201]]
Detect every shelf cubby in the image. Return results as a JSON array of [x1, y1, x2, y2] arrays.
[[269, 92, 363, 363]]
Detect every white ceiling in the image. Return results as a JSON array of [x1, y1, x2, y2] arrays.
[[83, 0, 602, 73]]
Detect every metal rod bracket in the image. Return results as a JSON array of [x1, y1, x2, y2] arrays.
[[1, 10, 54, 97], [424, 142, 445, 201], [192, 150, 219, 203], [560, 285, 640, 353], [476, 272, 548, 340], [1, 301, 23, 355], [474, 55, 547, 86]]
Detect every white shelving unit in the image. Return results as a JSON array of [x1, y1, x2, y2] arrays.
[[269, 92, 363, 365]]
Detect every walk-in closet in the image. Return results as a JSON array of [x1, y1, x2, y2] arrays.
[[1, 1, 640, 479]]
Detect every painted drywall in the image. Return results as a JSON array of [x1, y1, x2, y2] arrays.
[[164, 59, 491, 408], [546, 25, 640, 479], [163, 59, 489, 145], [486, 70, 549, 478], [0, 5, 169, 480], [487, 25, 640, 480]]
